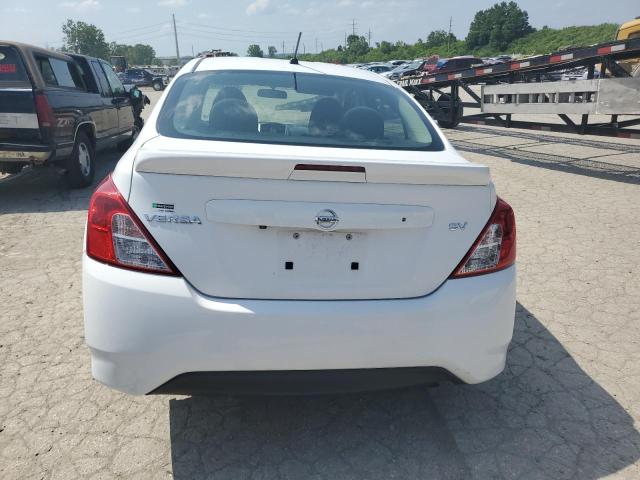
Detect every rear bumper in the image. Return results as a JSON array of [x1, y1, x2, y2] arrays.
[[83, 256, 516, 395], [0, 143, 51, 163], [150, 368, 461, 395]]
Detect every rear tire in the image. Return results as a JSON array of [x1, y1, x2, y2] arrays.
[[65, 131, 95, 188], [152, 81, 163, 91], [436, 94, 463, 129]]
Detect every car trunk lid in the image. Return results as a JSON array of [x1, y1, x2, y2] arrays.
[[127, 137, 492, 300]]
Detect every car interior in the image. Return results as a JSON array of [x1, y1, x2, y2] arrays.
[[158, 70, 439, 150]]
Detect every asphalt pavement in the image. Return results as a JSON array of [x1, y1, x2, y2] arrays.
[[1, 88, 639, 479]]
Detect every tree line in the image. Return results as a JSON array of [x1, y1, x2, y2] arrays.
[[284, 1, 615, 64], [61, 19, 157, 65]]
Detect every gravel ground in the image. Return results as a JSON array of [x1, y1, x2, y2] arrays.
[[1, 89, 639, 479]]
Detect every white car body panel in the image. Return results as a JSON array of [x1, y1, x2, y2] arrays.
[[127, 170, 492, 299], [84, 57, 516, 394], [84, 256, 516, 395]]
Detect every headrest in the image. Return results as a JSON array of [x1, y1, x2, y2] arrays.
[[309, 97, 343, 135], [209, 98, 258, 134], [341, 107, 384, 140]]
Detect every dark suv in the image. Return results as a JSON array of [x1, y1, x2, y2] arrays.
[[118, 68, 166, 91], [0, 41, 141, 187], [434, 56, 484, 73]]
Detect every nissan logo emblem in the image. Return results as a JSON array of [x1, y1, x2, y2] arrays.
[[315, 209, 339, 230]]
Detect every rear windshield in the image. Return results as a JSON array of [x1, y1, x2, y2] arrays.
[[0, 46, 29, 83], [157, 70, 443, 151]]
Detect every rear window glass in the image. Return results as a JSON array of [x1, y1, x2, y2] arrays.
[[157, 70, 443, 151], [0, 46, 29, 83], [36, 56, 85, 89]]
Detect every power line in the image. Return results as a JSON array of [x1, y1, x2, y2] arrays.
[[179, 31, 265, 45], [110, 32, 173, 44], [106, 21, 169, 36], [177, 23, 289, 40], [110, 29, 173, 43], [181, 21, 303, 35]]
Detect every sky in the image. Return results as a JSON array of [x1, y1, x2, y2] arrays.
[[1, 0, 638, 57]]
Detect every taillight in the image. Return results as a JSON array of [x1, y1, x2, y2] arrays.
[[34, 93, 54, 128], [451, 197, 516, 278], [86, 175, 179, 275]]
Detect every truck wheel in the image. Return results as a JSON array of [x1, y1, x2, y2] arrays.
[[436, 94, 463, 129], [152, 81, 163, 91], [65, 131, 95, 188]]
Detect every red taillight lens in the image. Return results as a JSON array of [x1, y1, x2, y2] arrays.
[[451, 197, 516, 278], [86, 175, 179, 275], [34, 93, 54, 128]]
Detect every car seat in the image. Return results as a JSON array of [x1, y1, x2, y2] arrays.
[[209, 98, 258, 134], [308, 97, 343, 136], [341, 107, 384, 140]]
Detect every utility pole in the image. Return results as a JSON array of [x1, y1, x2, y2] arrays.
[[282, 40, 285, 57], [315, 37, 318, 54], [352, 18, 356, 36], [344, 32, 347, 48], [191, 44, 194, 57], [172, 14, 180, 64], [367, 28, 371, 47], [447, 16, 452, 57]]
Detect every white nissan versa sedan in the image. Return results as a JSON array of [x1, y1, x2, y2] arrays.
[[83, 57, 516, 395]]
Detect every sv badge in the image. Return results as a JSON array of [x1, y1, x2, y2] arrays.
[[449, 222, 468, 231]]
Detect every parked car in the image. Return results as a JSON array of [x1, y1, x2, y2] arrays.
[[388, 59, 409, 66], [421, 55, 441, 74], [495, 55, 513, 63], [118, 68, 167, 91], [384, 60, 425, 80], [0, 41, 144, 186], [434, 56, 484, 73], [364, 64, 393, 74], [83, 57, 517, 395]]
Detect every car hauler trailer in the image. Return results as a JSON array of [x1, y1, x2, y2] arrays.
[[397, 37, 640, 138]]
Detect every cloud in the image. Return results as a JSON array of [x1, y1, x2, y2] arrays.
[[4, 7, 29, 13], [158, 0, 187, 6], [58, 0, 101, 8], [337, 0, 352, 6], [197, 13, 210, 19], [126, 6, 141, 13], [246, 0, 273, 16]]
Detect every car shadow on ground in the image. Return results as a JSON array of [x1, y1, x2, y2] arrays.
[[0, 149, 120, 215], [168, 302, 640, 480]]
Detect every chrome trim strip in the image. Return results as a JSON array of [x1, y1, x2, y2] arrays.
[[72, 121, 96, 145]]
